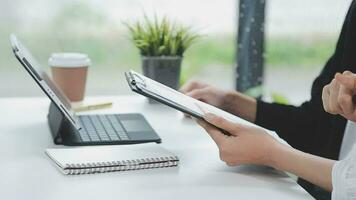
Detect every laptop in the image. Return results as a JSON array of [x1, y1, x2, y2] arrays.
[[10, 34, 161, 146]]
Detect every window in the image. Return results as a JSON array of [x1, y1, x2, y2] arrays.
[[0, 0, 352, 106]]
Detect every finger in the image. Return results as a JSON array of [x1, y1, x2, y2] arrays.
[[186, 88, 210, 101], [351, 107, 356, 121], [179, 81, 206, 94], [196, 120, 226, 145], [322, 85, 331, 112], [195, 102, 208, 114], [342, 70, 353, 75], [329, 79, 342, 114], [203, 113, 245, 135], [335, 72, 356, 89], [338, 84, 354, 115]]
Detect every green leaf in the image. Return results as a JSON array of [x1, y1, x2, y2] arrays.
[[244, 86, 263, 98], [271, 93, 290, 104], [123, 15, 201, 57]]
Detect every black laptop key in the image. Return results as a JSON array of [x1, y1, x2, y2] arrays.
[[99, 115, 112, 128], [107, 115, 125, 132], [105, 127, 116, 135], [105, 128, 120, 140], [98, 115, 118, 140], [100, 136, 110, 141], [78, 129, 91, 142], [89, 115, 110, 140], [90, 116, 104, 130], [98, 132, 110, 141], [88, 132, 100, 141], [108, 133, 120, 141], [118, 132, 130, 140]]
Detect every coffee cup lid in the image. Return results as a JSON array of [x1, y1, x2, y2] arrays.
[[48, 53, 91, 68]]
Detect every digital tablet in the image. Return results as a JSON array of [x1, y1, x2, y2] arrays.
[[125, 70, 231, 136]]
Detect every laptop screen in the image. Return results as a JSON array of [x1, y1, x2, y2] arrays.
[[10, 35, 81, 130]]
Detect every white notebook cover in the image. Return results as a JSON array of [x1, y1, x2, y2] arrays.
[[46, 143, 179, 175]]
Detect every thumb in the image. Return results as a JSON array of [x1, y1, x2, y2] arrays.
[[335, 72, 356, 89], [203, 113, 245, 136]]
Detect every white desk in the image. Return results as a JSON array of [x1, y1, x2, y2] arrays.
[[0, 96, 312, 200]]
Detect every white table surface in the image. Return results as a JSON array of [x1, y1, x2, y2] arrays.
[[0, 96, 313, 200]]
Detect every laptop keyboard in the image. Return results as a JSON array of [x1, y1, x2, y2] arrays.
[[78, 115, 130, 142]]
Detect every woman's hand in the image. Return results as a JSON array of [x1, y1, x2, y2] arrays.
[[180, 81, 229, 109], [180, 81, 258, 122], [196, 113, 280, 166], [197, 113, 335, 191], [322, 71, 356, 121]]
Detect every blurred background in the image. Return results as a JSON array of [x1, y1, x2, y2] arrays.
[[0, 0, 353, 105]]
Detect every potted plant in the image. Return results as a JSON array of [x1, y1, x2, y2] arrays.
[[125, 16, 200, 91]]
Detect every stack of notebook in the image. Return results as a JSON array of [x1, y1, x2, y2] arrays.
[[46, 143, 179, 175]]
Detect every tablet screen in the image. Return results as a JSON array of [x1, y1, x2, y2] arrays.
[[131, 71, 204, 118], [10, 35, 80, 129]]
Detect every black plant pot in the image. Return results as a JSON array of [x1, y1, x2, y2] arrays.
[[142, 56, 182, 103]]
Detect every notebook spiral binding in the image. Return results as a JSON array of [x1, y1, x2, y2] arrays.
[[64, 156, 179, 175]]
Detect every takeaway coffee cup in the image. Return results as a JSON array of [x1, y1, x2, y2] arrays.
[[49, 53, 91, 102]]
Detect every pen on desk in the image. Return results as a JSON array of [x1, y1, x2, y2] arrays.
[[72, 102, 113, 112]]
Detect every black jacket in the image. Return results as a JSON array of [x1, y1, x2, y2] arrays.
[[256, 0, 356, 160]]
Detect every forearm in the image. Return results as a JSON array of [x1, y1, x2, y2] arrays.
[[222, 90, 257, 123], [270, 143, 335, 191]]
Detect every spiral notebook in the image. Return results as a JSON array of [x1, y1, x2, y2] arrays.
[[46, 143, 179, 175]]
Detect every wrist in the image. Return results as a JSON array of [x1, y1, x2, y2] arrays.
[[267, 141, 287, 170], [222, 90, 257, 122], [221, 90, 238, 111]]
